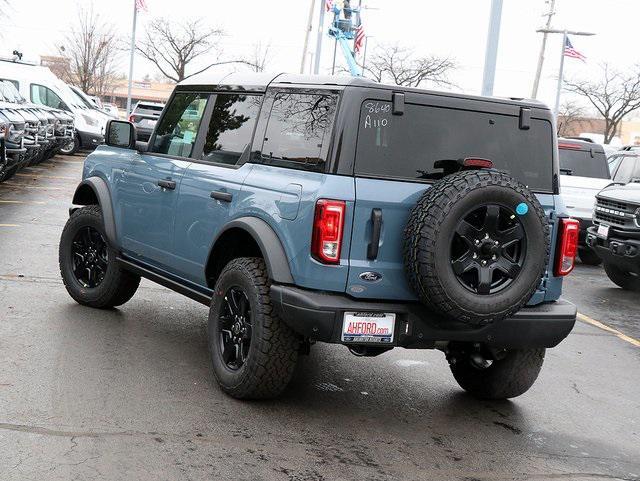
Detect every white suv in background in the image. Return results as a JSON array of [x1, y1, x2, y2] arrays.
[[559, 138, 612, 265]]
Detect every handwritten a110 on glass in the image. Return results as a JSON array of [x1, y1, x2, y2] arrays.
[[363, 101, 391, 129]]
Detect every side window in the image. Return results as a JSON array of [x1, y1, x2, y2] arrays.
[[30, 84, 65, 109], [202, 94, 262, 165], [151, 92, 208, 158], [261, 92, 337, 172]]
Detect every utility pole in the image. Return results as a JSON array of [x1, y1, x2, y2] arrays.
[[300, 0, 316, 74], [536, 28, 595, 117], [481, 0, 503, 96], [531, 0, 556, 99], [313, 0, 326, 74]]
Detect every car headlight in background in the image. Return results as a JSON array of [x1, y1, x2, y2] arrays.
[[0, 123, 6, 140], [81, 113, 100, 127]]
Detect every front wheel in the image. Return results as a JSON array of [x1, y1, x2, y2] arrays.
[[208, 257, 299, 399], [449, 347, 545, 399], [603, 262, 640, 291], [59, 205, 140, 308], [578, 247, 602, 266], [59, 135, 80, 156]]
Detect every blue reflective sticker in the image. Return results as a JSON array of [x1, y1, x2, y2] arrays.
[[516, 202, 529, 215]]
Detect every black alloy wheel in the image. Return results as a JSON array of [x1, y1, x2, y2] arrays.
[[218, 287, 253, 370], [450, 204, 526, 295], [71, 226, 108, 288]]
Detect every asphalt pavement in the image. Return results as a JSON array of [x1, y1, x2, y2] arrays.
[[0, 154, 638, 481]]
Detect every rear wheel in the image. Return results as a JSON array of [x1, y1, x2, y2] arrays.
[[208, 257, 299, 399], [603, 262, 640, 291], [449, 347, 545, 399], [578, 247, 602, 266], [59, 205, 140, 308]]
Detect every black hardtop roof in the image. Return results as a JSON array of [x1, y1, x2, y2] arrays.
[[177, 72, 549, 110]]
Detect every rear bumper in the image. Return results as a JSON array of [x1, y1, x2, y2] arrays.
[[271, 285, 577, 349], [586, 227, 640, 273]]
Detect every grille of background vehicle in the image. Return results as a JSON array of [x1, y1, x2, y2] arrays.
[[594, 197, 638, 228], [598, 198, 629, 211]]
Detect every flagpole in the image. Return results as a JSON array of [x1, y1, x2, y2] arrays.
[[313, 0, 326, 74], [553, 30, 567, 118], [126, 0, 138, 116]]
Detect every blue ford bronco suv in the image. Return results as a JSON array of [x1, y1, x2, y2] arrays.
[[59, 73, 578, 400]]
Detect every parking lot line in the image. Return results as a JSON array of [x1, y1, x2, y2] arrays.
[[0, 224, 20, 227], [0, 183, 66, 191], [15, 173, 77, 180], [0, 200, 46, 205], [578, 312, 640, 348]]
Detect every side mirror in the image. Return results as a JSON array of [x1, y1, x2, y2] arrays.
[[106, 120, 136, 149]]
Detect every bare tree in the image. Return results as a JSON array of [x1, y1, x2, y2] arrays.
[[356, 43, 456, 88], [244, 42, 272, 73], [557, 100, 586, 137], [564, 63, 640, 144], [58, 8, 119, 96], [137, 18, 248, 82]]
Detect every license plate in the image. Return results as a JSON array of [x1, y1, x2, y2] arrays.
[[342, 312, 395, 344], [597, 224, 610, 239]]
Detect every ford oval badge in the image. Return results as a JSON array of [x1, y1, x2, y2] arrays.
[[359, 271, 382, 282]]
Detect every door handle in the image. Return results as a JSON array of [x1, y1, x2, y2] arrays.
[[210, 191, 233, 202], [367, 208, 383, 260], [157, 179, 176, 190]]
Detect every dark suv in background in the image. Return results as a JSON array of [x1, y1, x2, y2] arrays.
[[128, 101, 164, 141], [588, 151, 640, 290]]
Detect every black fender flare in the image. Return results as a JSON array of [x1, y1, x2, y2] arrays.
[[211, 217, 294, 284], [70, 177, 118, 247]]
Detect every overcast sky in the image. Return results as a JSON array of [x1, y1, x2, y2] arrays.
[[2, 0, 637, 112]]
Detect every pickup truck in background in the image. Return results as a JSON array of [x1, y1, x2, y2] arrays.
[[559, 139, 612, 265]]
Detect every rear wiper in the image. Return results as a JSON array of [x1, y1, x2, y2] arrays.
[[560, 168, 573, 175]]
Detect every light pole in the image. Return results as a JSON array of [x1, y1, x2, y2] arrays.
[[481, 0, 503, 96], [536, 28, 595, 117]]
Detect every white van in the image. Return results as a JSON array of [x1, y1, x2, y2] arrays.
[[0, 59, 108, 154]]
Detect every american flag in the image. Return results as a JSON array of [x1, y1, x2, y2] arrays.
[[354, 24, 365, 54], [325, 0, 334, 12], [135, 0, 148, 12], [564, 36, 586, 62]]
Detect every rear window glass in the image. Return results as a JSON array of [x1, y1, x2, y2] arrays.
[[559, 148, 609, 179], [136, 104, 164, 113], [354, 101, 554, 192], [612, 155, 640, 183]]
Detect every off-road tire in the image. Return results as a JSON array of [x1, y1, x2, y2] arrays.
[[404, 170, 549, 326], [59, 205, 140, 308], [603, 262, 640, 291], [450, 348, 545, 399], [578, 247, 602, 266], [208, 257, 299, 399]]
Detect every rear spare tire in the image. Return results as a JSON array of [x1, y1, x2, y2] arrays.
[[404, 170, 549, 326]]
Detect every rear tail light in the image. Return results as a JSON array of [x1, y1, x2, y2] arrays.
[[311, 199, 346, 264], [463, 157, 493, 168], [128, 115, 136, 123], [555, 218, 580, 276]]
